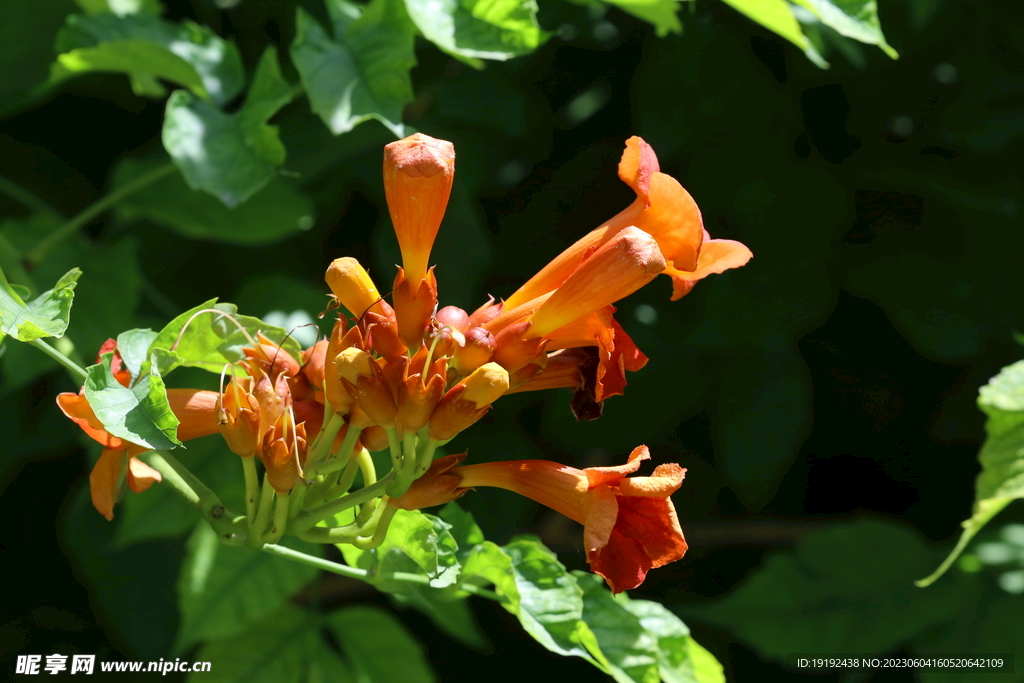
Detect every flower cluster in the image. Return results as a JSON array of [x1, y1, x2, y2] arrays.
[[57, 133, 750, 590]]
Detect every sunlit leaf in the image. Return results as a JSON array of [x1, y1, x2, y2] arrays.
[[462, 537, 608, 670], [145, 298, 302, 377], [919, 359, 1024, 586], [290, 0, 415, 137], [75, 0, 164, 16], [83, 351, 181, 450], [176, 524, 320, 651], [719, 0, 808, 50], [163, 47, 297, 207], [574, 572, 660, 683], [0, 267, 80, 341], [605, 0, 683, 37], [115, 328, 157, 385], [327, 606, 436, 683], [791, 0, 898, 58], [51, 13, 243, 104], [404, 0, 547, 64], [616, 595, 725, 683]]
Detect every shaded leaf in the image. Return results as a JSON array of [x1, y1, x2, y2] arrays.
[[83, 351, 181, 450], [686, 520, 967, 661], [114, 157, 315, 246], [290, 0, 415, 137], [162, 46, 297, 207], [52, 13, 243, 104], [328, 605, 436, 683], [605, 0, 683, 37], [0, 0, 79, 116], [0, 267, 80, 341], [176, 524, 320, 651], [192, 605, 353, 683]]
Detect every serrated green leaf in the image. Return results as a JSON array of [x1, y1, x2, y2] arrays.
[[0, 267, 80, 341], [290, 0, 415, 138], [113, 157, 315, 246], [328, 605, 436, 683], [52, 13, 243, 105], [438, 501, 484, 559], [462, 537, 607, 669], [605, 0, 683, 37], [163, 46, 296, 206], [192, 605, 353, 683], [146, 298, 302, 377], [83, 352, 182, 450], [616, 596, 725, 683], [404, 0, 547, 64], [574, 572, 660, 683], [116, 328, 157, 385], [176, 524, 320, 651], [920, 359, 1024, 585], [792, 0, 898, 58]]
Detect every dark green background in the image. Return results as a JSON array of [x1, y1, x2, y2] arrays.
[[1, 0, 1022, 680]]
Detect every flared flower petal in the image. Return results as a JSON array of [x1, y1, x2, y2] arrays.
[[505, 136, 748, 308], [405, 444, 687, 592]]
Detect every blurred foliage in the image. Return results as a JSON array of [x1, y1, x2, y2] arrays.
[[0, 0, 1021, 681]]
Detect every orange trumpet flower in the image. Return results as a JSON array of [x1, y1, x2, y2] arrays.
[[505, 136, 751, 306], [392, 445, 687, 593]]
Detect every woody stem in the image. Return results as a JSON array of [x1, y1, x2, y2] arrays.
[[260, 543, 505, 602], [141, 450, 246, 545]]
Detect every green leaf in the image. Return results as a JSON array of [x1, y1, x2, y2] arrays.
[[791, 0, 898, 58], [574, 572, 660, 683], [604, 0, 683, 37], [439, 501, 484, 558], [290, 0, 415, 138], [75, 0, 164, 15], [341, 510, 461, 589], [617, 597, 725, 683], [462, 537, 607, 669], [116, 328, 157, 385], [114, 434, 246, 547], [404, 0, 547, 64], [52, 13, 244, 105], [919, 359, 1024, 586], [113, 157, 315, 246], [389, 588, 489, 650], [720, 0, 809, 50], [328, 605, 436, 683], [146, 298, 302, 377], [176, 524, 320, 651], [0, 267, 80, 342], [163, 47, 297, 207], [83, 352, 182, 450], [0, 0, 81, 117], [686, 520, 967, 662], [192, 605, 353, 683]]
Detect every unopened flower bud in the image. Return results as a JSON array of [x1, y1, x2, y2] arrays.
[[326, 257, 384, 318], [452, 326, 495, 375], [335, 347, 373, 385], [428, 363, 509, 440], [461, 363, 509, 408]]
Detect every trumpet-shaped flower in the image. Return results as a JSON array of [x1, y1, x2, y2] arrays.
[[393, 445, 687, 593], [505, 136, 751, 306]]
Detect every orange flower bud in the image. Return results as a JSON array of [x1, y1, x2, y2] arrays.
[[360, 424, 390, 452], [452, 326, 495, 375], [491, 320, 546, 374], [393, 267, 438, 349], [259, 412, 308, 494], [326, 257, 384, 318], [397, 372, 446, 432], [383, 133, 455, 285], [389, 452, 468, 511], [436, 306, 469, 335], [528, 227, 665, 338], [336, 348, 397, 426], [218, 380, 261, 457], [363, 301, 407, 361], [428, 363, 509, 440], [302, 339, 329, 393]]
